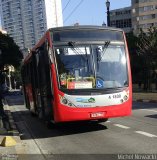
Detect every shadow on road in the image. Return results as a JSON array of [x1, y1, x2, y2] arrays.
[[0, 115, 11, 136], [11, 110, 108, 140], [4, 91, 108, 140], [145, 114, 157, 119]]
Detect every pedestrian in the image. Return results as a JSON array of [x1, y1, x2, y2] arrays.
[[0, 72, 6, 118]]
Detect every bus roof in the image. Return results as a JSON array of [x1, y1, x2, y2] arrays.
[[23, 25, 124, 64], [48, 25, 124, 33], [33, 25, 124, 52]]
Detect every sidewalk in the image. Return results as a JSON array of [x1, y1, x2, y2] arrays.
[[1, 93, 45, 160], [133, 92, 157, 103], [0, 93, 22, 159]]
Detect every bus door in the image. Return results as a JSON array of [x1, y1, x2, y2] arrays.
[[35, 43, 53, 120], [22, 61, 34, 111]]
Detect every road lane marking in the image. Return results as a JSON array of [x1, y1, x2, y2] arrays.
[[140, 109, 157, 113], [114, 124, 130, 129], [135, 131, 157, 138]]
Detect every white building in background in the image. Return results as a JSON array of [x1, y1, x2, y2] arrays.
[[131, 0, 157, 35], [110, 7, 132, 33], [0, 0, 63, 50]]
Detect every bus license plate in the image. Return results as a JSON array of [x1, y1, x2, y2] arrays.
[[90, 112, 104, 118]]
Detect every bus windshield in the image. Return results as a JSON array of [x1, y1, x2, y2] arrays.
[[54, 42, 128, 90]]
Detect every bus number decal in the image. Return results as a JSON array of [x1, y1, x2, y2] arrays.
[[113, 94, 121, 99], [109, 94, 121, 99]]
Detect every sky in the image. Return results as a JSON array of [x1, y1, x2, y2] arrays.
[[62, 0, 131, 26], [0, 0, 131, 28]]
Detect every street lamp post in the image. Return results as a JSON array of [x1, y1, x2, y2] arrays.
[[8, 66, 12, 91], [8, 66, 14, 91], [106, 0, 110, 27]]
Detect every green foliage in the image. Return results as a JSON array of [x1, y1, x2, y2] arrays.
[[126, 31, 138, 53], [137, 27, 157, 90], [0, 32, 23, 69], [126, 27, 157, 91], [126, 31, 143, 83], [137, 28, 157, 57], [12, 66, 22, 82]]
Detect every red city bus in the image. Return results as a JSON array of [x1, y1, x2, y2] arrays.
[[21, 26, 132, 124]]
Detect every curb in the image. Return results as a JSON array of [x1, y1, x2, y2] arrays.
[[133, 99, 157, 103], [6, 110, 20, 136], [4, 99, 20, 136]]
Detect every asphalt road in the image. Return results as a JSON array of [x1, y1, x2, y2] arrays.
[[6, 94, 157, 160]]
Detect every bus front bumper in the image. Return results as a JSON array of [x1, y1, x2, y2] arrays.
[[54, 100, 132, 122]]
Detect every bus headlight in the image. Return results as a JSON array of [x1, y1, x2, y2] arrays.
[[60, 96, 76, 108], [123, 95, 128, 101], [62, 98, 68, 104]]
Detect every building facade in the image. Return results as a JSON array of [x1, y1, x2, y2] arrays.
[[110, 7, 132, 33], [0, 0, 63, 50], [132, 0, 157, 34]]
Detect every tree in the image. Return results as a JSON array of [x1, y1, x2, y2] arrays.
[[137, 27, 157, 91], [126, 28, 157, 91], [126, 31, 138, 53], [0, 32, 23, 69], [126, 31, 144, 84]]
